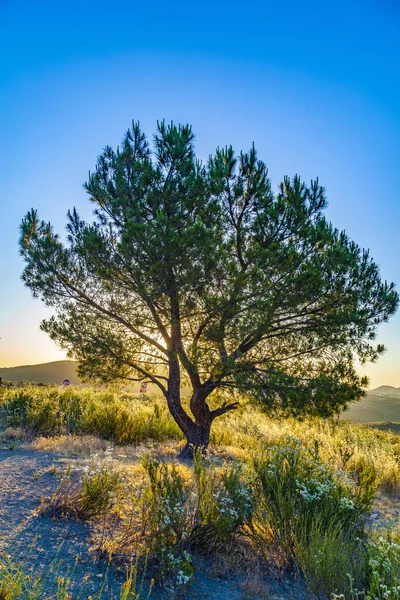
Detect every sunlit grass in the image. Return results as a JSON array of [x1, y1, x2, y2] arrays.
[[1, 384, 400, 598], [1, 385, 400, 495]]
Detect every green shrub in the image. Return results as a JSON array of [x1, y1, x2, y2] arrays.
[[295, 516, 368, 599], [251, 438, 376, 589], [334, 532, 400, 600], [140, 457, 193, 592], [83, 401, 182, 444], [116, 454, 252, 593], [141, 456, 191, 551], [190, 453, 252, 552], [0, 388, 62, 434], [84, 400, 145, 443], [363, 532, 400, 599], [0, 386, 182, 444]]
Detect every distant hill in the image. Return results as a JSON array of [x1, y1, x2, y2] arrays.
[[341, 386, 400, 424], [0, 361, 81, 385], [0, 360, 187, 394], [367, 385, 400, 397]]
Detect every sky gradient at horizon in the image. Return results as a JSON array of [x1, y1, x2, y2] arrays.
[[0, 0, 399, 387]]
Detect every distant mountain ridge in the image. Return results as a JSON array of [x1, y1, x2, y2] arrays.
[[0, 361, 81, 385], [367, 385, 400, 397]]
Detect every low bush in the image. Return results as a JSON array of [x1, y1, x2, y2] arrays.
[[365, 532, 400, 599], [42, 447, 123, 519], [94, 453, 253, 594], [0, 388, 63, 434], [83, 401, 182, 444], [250, 438, 377, 597], [141, 456, 191, 552], [295, 517, 368, 599], [189, 453, 252, 553], [333, 532, 400, 600]]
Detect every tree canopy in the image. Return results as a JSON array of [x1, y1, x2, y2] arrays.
[[20, 121, 398, 455]]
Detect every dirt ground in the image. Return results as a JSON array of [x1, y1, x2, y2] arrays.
[[0, 443, 316, 599]]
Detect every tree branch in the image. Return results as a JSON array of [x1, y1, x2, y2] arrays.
[[211, 401, 240, 419]]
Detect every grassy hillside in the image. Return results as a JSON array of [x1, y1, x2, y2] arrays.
[[0, 384, 399, 599], [1, 384, 400, 493], [2, 359, 400, 426], [0, 360, 81, 385]]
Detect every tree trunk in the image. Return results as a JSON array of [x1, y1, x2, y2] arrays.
[[178, 420, 212, 459]]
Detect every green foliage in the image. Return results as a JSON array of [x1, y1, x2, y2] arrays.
[[107, 443, 384, 598], [354, 461, 380, 512], [295, 517, 368, 599], [19, 121, 398, 443], [190, 452, 252, 552], [333, 532, 400, 599], [362, 532, 400, 600], [0, 387, 63, 433], [0, 386, 89, 434], [0, 551, 153, 599], [85, 401, 181, 444], [212, 407, 400, 495], [136, 457, 194, 592], [110, 454, 252, 592], [0, 386, 182, 443], [250, 438, 377, 594], [79, 449, 122, 517], [141, 457, 190, 552], [141, 454, 252, 554], [253, 438, 374, 547]]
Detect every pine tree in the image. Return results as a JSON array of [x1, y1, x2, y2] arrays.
[[20, 121, 398, 456]]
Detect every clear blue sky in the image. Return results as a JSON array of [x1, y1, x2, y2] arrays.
[[0, 0, 399, 387]]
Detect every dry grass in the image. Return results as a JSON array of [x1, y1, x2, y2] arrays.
[[28, 435, 182, 463], [29, 434, 108, 456], [0, 427, 29, 441]]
